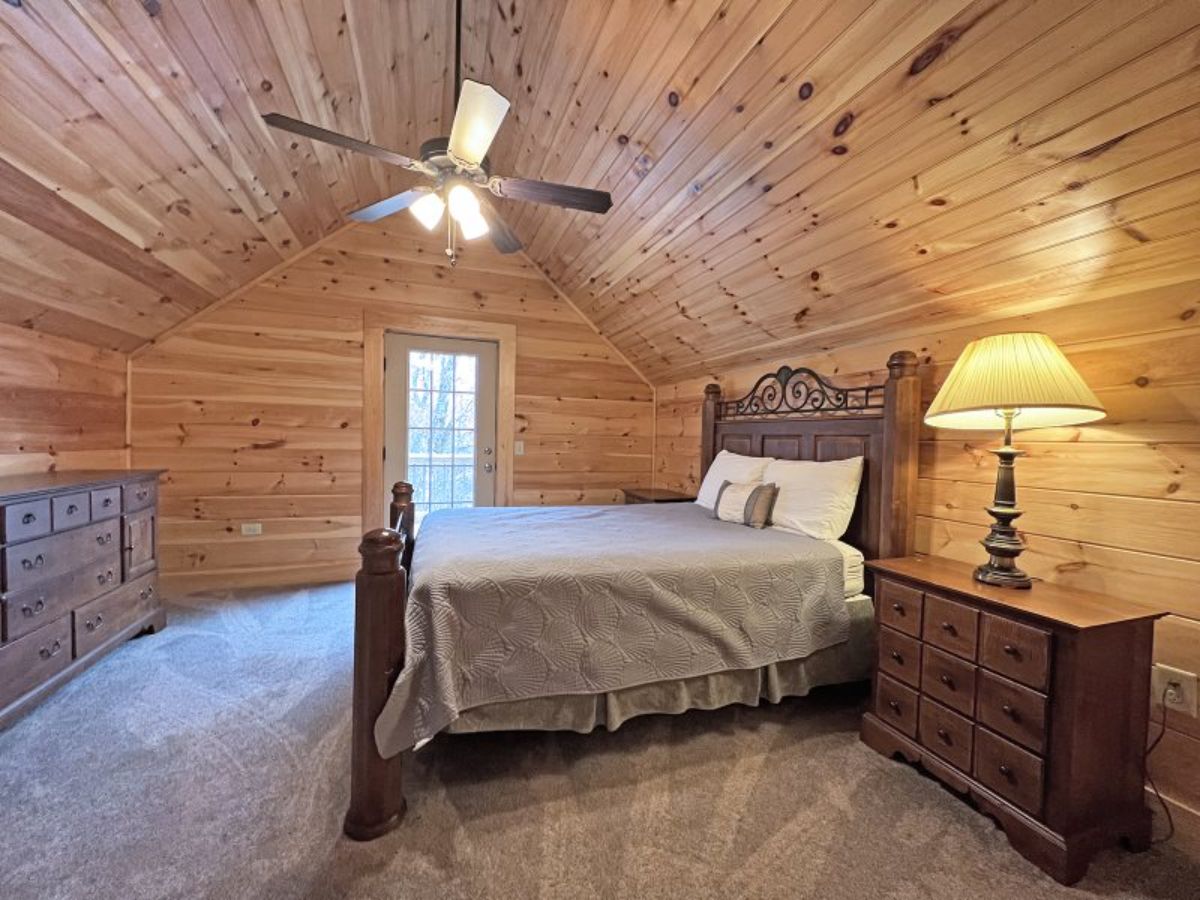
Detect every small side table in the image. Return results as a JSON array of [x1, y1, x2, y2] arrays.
[[622, 487, 695, 504]]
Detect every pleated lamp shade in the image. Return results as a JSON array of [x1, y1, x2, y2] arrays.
[[925, 332, 1106, 431]]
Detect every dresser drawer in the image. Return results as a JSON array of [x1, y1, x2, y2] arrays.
[[74, 573, 159, 658], [919, 696, 974, 773], [123, 480, 157, 514], [975, 727, 1045, 818], [976, 669, 1048, 755], [878, 626, 921, 688], [875, 672, 918, 738], [90, 487, 121, 522], [878, 578, 923, 637], [2, 519, 121, 593], [1, 498, 51, 544], [0, 616, 72, 711], [922, 592, 978, 660], [921, 645, 977, 717], [51, 492, 91, 532], [980, 614, 1051, 691], [1, 554, 120, 643]]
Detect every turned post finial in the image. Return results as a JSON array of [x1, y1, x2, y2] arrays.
[[886, 350, 919, 379], [359, 528, 404, 576], [704, 383, 722, 399]]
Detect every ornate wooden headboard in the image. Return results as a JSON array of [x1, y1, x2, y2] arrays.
[[700, 350, 921, 561]]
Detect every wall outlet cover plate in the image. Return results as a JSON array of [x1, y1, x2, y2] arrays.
[[241, 522, 264, 536], [1153, 663, 1198, 718]]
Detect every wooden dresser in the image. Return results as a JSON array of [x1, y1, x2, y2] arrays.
[[0, 470, 164, 729], [861, 555, 1166, 885]]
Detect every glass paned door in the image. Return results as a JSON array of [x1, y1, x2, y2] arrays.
[[384, 334, 498, 530]]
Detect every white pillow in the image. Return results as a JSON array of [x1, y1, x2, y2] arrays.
[[695, 450, 772, 509], [765, 456, 864, 540]]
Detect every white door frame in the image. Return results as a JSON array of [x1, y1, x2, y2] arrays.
[[362, 311, 516, 532]]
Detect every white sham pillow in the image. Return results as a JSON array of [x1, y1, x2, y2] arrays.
[[695, 450, 772, 509], [764, 456, 864, 540]]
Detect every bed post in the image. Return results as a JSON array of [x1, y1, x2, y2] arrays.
[[880, 350, 921, 559], [700, 383, 721, 480], [390, 481, 416, 571], [343, 526, 408, 841]]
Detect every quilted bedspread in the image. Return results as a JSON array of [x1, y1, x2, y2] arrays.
[[374, 503, 848, 756]]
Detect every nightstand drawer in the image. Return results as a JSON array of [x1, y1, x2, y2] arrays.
[[975, 727, 1044, 818], [875, 672, 918, 738], [980, 614, 1051, 691], [976, 670, 1047, 754], [878, 578, 923, 637], [878, 626, 921, 688], [919, 696, 973, 773], [921, 645, 977, 717], [922, 592, 978, 660]]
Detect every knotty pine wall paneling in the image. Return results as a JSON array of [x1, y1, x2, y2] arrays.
[[652, 277, 1200, 852], [0, 324, 128, 476], [129, 220, 653, 594]]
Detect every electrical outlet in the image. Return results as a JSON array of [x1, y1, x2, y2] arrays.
[[515, 440, 525, 456], [1152, 663, 1198, 718], [240, 523, 263, 536]]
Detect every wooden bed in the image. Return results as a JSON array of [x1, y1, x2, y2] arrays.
[[343, 350, 920, 840]]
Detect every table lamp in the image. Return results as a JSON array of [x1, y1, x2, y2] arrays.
[[924, 332, 1105, 589]]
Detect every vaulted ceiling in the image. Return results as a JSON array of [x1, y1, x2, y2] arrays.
[[2, 0, 1198, 381]]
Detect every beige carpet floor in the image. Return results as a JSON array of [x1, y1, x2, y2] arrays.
[[0, 583, 1196, 900]]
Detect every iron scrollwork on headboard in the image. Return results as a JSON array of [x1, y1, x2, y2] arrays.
[[718, 366, 885, 419]]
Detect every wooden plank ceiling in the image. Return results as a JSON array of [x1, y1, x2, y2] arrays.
[[1, 0, 1198, 377]]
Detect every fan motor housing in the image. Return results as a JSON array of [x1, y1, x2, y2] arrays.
[[420, 136, 490, 178]]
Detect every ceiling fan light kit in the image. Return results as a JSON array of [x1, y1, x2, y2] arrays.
[[408, 191, 446, 232]]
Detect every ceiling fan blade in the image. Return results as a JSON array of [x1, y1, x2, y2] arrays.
[[349, 189, 427, 223], [478, 197, 523, 254], [489, 176, 613, 214], [447, 80, 510, 167], [262, 113, 421, 171]]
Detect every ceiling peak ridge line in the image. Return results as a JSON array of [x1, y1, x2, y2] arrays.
[[129, 221, 362, 359], [520, 248, 653, 390], [557, 1, 961, 295]]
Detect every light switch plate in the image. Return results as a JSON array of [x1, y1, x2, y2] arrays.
[[515, 440, 525, 456], [1153, 663, 1198, 718], [240, 523, 263, 536]]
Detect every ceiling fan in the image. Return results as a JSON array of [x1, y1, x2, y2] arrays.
[[262, 79, 612, 265]]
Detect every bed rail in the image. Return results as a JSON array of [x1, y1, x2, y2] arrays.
[[343, 480, 414, 840]]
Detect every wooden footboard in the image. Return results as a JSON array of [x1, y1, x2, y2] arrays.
[[343, 481, 413, 841]]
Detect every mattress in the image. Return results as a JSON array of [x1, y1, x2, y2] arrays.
[[831, 539, 865, 597]]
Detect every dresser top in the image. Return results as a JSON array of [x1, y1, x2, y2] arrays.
[[868, 555, 1167, 630], [0, 470, 163, 503]]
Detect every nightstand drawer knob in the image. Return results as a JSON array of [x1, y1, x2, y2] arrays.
[[936, 728, 951, 744], [891, 602, 905, 614], [887, 700, 901, 714], [1001, 703, 1019, 720], [940, 621, 956, 635], [998, 764, 1014, 779], [1003, 643, 1019, 657], [890, 650, 903, 663], [939, 674, 955, 689]]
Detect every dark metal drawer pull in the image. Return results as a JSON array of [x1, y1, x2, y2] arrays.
[[890, 650, 903, 663], [96, 570, 115, 585], [887, 700, 901, 714], [96, 533, 113, 545], [940, 621, 956, 635], [891, 602, 905, 615], [136, 489, 149, 500], [67, 503, 79, 514], [21, 554, 45, 571], [1001, 703, 1020, 721], [138, 586, 156, 600], [936, 728, 951, 744], [939, 674, 955, 689], [85, 614, 105, 633], [21, 512, 36, 524], [998, 764, 1014, 780], [102, 498, 113, 508], [38, 640, 62, 660], [21, 599, 46, 617]]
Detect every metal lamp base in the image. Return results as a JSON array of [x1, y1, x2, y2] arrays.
[[973, 415, 1033, 590]]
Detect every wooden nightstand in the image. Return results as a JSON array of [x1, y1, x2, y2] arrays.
[[861, 555, 1166, 885], [622, 487, 695, 504]]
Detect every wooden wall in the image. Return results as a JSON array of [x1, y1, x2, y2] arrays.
[[654, 277, 1200, 851], [129, 220, 653, 594], [0, 323, 127, 476]]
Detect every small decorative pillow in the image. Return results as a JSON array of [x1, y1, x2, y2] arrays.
[[711, 480, 779, 528]]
